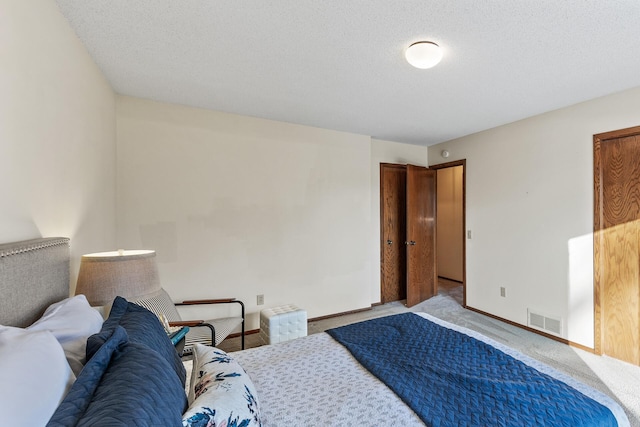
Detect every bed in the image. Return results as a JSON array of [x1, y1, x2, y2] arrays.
[[0, 237, 631, 427]]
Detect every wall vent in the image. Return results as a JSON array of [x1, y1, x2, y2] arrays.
[[527, 309, 562, 336]]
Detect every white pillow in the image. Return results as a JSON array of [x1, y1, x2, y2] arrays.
[[183, 344, 262, 427], [28, 295, 104, 375], [0, 326, 75, 426]]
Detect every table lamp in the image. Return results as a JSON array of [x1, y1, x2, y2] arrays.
[[75, 249, 161, 314]]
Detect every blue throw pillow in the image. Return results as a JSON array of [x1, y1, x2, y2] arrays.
[[87, 296, 186, 386], [47, 326, 129, 426], [48, 325, 187, 426]]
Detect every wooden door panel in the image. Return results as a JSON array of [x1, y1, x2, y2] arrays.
[[380, 164, 407, 303], [597, 133, 640, 365], [601, 222, 640, 363], [406, 165, 437, 307]]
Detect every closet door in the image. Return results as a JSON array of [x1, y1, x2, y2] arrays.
[[595, 126, 640, 365], [380, 163, 407, 303], [406, 165, 437, 307]]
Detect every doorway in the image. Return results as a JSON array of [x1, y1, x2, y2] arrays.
[[594, 126, 640, 366], [431, 160, 466, 307], [380, 163, 437, 307], [380, 160, 466, 307]]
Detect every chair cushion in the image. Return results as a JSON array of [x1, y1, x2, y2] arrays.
[[131, 288, 182, 322], [183, 317, 243, 354]]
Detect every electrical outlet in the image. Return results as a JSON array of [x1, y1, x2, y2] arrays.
[[500, 287, 506, 297], [257, 294, 264, 305]]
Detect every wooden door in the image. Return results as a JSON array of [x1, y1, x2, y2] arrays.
[[380, 164, 407, 303], [406, 165, 437, 307], [594, 126, 640, 365]]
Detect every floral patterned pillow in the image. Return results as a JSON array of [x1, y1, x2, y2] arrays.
[[183, 344, 262, 427]]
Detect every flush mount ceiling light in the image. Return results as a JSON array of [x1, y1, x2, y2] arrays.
[[405, 41, 443, 69]]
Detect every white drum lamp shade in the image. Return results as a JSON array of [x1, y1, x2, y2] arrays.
[[75, 250, 161, 307]]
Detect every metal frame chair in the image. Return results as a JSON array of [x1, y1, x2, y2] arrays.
[[132, 288, 245, 353]]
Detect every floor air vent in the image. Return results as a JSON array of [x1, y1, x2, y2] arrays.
[[527, 309, 562, 336]]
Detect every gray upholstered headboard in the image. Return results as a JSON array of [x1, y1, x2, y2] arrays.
[[0, 237, 70, 327]]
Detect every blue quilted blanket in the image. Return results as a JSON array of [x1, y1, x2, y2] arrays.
[[327, 313, 621, 427]]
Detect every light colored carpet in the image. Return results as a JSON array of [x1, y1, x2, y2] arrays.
[[222, 285, 640, 426]]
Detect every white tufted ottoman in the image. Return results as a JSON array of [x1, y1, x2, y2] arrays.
[[260, 304, 307, 345]]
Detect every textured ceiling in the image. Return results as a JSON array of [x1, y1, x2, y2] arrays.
[[55, 1, 640, 146]]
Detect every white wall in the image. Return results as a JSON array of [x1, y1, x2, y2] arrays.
[[437, 166, 464, 282], [429, 85, 640, 348], [370, 139, 428, 303], [0, 0, 117, 289], [117, 96, 392, 329], [0, 0, 428, 318]]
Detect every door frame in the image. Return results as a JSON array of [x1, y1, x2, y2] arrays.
[[593, 125, 640, 356], [429, 159, 467, 308]]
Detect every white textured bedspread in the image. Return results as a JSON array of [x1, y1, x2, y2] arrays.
[[233, 331, 423, 426], [214, 312, 628, 426]]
